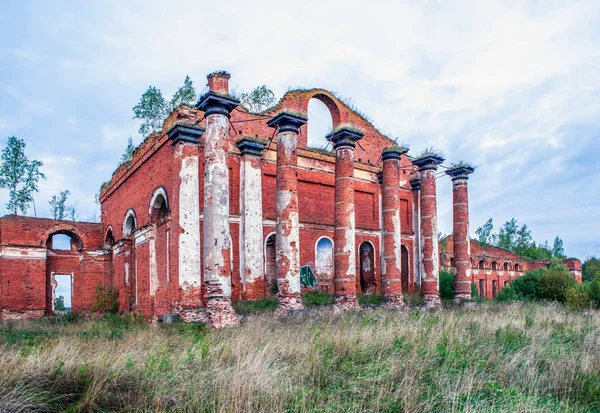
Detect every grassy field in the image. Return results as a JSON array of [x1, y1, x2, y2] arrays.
[[1, 300, 599, 412]]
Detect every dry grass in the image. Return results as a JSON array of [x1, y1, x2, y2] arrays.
[[1, 302, 599, 412]]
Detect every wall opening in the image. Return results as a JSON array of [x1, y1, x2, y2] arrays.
[[315, 237, 333, 287], [53, 273, 72, 313], [514, 263, 522, 272], [492, 261, 499, 270], [492, 280, 498, 298], [123, 210, 137, 236], [479, 279, 485, 298], [478, 260, 486, 269], [401, 245, 410, 292], [265, 234, 277, 295], [503, 262, 510, 271], [104, 229, 115, 249], [46, 231, 82, 251], [150, 188, 169, 224], [307, 98, 333, 149], [359, 242, 376, 294]]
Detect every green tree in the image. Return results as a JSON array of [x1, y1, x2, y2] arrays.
[[497, 218, 518, 250], [169, 75, 197, 109], [0, 136, 46, 215], [513, 224, 532, 255], [119, 137, 136, 166], [133, 76, 199, 137], [552, 236, 565, 259], [582, 256, 600, 282], [54, 295, 66, 311], [49, 190, 71, 220], [240, 85, 276, 113], [475, 218, 495, 246], [132, 86, 168, 136]]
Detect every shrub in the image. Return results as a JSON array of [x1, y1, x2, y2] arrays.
[[566, 284, 590, 310], [535, 265, 576, 302], [510, 269, 544, 300], [588, 277, 600, 309], [439, 270, 455, 301], [358, 294, 382, 306], [471, 282, 479, 298], [90, 285, 120, 315], [496, 285, 518, 302]]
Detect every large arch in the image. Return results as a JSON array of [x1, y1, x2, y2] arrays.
[[307, 98, 334, 148], [46, 230, 83, 251]]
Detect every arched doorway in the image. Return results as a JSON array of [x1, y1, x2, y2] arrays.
[[359, 242, 376, 293], [264, 234, 277, 294], [401, 245, 410, 292]]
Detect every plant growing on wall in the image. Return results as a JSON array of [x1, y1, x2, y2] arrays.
[[49, 190, 72, 220], [0, 136, 45, 215]]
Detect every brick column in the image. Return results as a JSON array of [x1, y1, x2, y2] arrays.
[[412, 154, 444, 308], [327, 127, 364, 310], [167, 124, 204, 322], [410, 175, 422, 291], [266, 112, 308, 315], [380, 146, 408, 308], [196, 71, 240, 328], [236, 137, 267, 300], [445, 165, 475, 302]]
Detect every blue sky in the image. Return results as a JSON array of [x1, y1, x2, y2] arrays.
[[0, 1, 598, 259]]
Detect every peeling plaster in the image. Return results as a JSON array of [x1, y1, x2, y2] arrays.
[[240, 156, 264, 289], [178, 151, 201, 289], [392, 210, 402, 270]]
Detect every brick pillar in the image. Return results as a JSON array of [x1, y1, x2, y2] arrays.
[[412, 154, 445, 308], [167, 124, 204, 322], [410, 175, 422, 292], [381, 146, 408, 308], [266, 112, 308, 315], [445, 165, 475, 302], [237, 137, 267, 300], [327, 127, 364, 310], [196, 72, 240, 328]]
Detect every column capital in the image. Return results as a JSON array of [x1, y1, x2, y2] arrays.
[[326, 126, 364, 149], [410, 175, 421, 191], [196, 91, 240, 118], [236, 137, 267, 157], [167, 124, 204, 145], [445, 165, 475, 181], [266, 111, 308, 134], [412, 154, 445, 171], [382, 145, 409, 161]]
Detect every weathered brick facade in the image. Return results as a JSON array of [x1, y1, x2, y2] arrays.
[[0, 70, 582, 323]]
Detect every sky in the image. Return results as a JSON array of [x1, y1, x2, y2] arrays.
[[0, 0, 599, 260]]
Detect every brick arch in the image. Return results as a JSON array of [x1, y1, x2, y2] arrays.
[[308, 92, 342, 127], [44, 224, 87, 250]]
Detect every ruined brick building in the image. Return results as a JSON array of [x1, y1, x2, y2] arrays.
[[0, 71, 581, 326]]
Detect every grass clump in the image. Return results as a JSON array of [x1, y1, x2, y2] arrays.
[[233, 297, 278, 315], [302, 290, 334, 306], [358, 294, 383, 306]]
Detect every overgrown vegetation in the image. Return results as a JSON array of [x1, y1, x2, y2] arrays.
[[90, 285, 120, 315], [1, 303, 598, 412], [240, 85, 276, 113], [475, 218, 566, 261], [49, 189, 76, 220]]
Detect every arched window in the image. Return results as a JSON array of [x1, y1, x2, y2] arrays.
[[315, 237, 334, 282], [503, 262, 511, 271], [104, 228, 115, 249], [307, 98, 333, 149], [491, 261, 499, 270], [359, 241, 376, 293], [123, 209, 137, 236], [46, 231, 83, 251], [149, 186, 169, 224], [478, 260, 486, 269], [514, 263, 522, 272]]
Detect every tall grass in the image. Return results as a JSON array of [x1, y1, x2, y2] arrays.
[[1, 303, 599, 412]]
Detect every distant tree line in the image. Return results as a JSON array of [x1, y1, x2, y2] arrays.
[[475, 218, 565, 261]]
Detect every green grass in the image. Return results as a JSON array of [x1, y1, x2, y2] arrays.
[[1, 303, 599, 412]]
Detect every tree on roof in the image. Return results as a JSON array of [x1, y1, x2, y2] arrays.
[[240, 85, 276, 113]]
